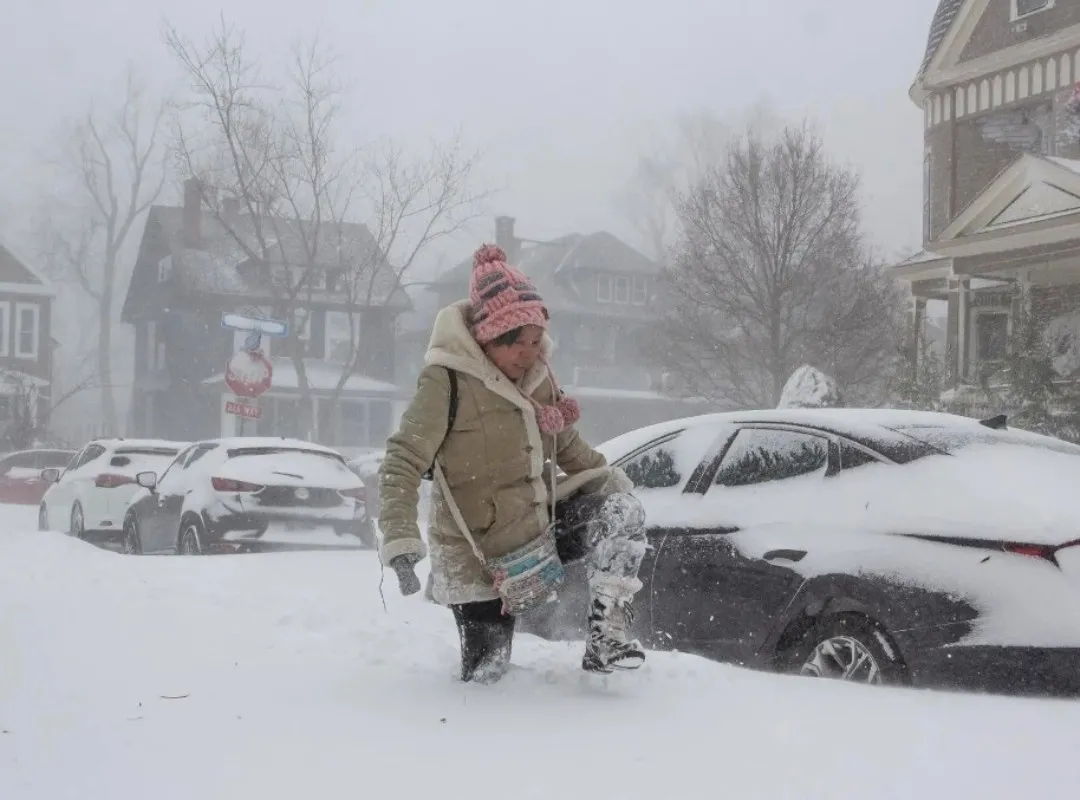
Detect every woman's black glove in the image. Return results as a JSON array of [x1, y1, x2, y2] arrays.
[[389, 553, 423, 596]]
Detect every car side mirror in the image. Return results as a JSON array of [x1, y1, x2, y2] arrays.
[[41, 468, 60, 484], [136, 471, 158, 490]]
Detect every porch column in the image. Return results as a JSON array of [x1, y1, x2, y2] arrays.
[[945, 278, 963, 388], [907, 293, 927, 382]]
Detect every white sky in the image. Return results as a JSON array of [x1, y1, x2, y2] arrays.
[[1, 0, 941, 269]]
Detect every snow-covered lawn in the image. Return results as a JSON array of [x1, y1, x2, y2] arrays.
[[4, 508, 1080, 799]]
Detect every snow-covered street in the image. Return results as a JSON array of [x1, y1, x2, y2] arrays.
[[2, 508, 1080, 799]]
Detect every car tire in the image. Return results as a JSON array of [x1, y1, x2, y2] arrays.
[[785, 613, 908, 687], [70, 503, 87, 541], [177, 517, 206, 555], [122, 517, 143, 555], [38, 504, 48, 532]]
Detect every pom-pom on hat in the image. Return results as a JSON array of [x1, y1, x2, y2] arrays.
[[469, 244, 549, 345]]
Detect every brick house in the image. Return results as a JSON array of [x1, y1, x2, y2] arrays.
[[889, 0, 1080, 403], [399, 216, 709, 444], [120, 179, 410, 449], [0, 242, 56, 438]]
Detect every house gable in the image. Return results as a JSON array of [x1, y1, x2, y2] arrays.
[[960, 1, 1080, 64], [934, 154, 1080, 250], [0, 243, 57, 297], [916, 0, 1080, 97]]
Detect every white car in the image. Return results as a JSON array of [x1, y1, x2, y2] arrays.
[[39, 438, 189, 543], [123, 437, 367, 554]]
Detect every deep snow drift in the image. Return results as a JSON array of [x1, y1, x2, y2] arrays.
[[4, 513, 1080, 799]]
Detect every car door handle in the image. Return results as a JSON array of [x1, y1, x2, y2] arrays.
[[763, 549, 807, 563]]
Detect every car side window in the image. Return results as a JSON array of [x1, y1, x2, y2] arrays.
[[838, 441, 882, 471], [714, 428, 830, 488], [184, 444, 219, 469], [156, 446, 196, 486], [617, 426, 733, 491], [70, 444, 107, 472]]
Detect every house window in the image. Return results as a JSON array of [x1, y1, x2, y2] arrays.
[[975, 312, 1009, 362], [597, 275, 612, 303], [0, 302, 9, 357], [1012, 0, 1052, 21], [325, 311, 360, 364], [146, 321, 166, 371], [614, 276, 631, 304], [632, 277, 648, 305], [15, 303, 39, 359]]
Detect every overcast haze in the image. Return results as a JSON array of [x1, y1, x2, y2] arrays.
[[3, 0, 939, 266]]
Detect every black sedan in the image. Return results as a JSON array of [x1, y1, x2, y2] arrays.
[[521, 408, 1080, 697]]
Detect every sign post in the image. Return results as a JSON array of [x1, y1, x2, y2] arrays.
[[221, 313, 289, 435]]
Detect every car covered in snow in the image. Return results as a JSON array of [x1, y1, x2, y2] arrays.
[[0, 448, 77, 505], [121, 437, 367, 554], [519, 408, 1080, 697], [38, 438, 189, 542]]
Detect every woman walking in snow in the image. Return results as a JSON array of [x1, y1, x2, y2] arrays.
[[377, 244, 647, 683]]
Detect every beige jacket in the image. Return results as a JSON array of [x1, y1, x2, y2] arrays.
[[378, 300, 626, 605]]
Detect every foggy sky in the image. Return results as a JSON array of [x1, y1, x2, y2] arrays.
[[1, 0, 940, 265]]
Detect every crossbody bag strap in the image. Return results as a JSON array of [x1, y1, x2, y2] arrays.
[[432, 460, 486, 564]]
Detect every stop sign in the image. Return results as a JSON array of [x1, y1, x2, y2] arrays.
[[224, 349, 273, 398]]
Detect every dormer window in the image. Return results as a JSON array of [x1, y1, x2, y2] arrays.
[[1012, 0, 1052, 21]]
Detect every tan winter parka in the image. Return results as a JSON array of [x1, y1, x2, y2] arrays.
[[378, 300, 626, 606]]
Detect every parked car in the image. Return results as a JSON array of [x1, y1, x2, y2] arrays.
[[0, 448, 77, 505], [122, 437, 367, 554], [518, 408, 1080, 697], [345, 449, 384, 548], [38, 439, 189, 542]]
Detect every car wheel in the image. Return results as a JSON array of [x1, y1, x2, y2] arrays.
[[177, 517, 205, 555], [38, 504, 48, 532], [70, 503, 87, 540], [787, 613, 908, 687], [122, 517, 143, 555]]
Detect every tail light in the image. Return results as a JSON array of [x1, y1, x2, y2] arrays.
[[95, 473, 135, 489], [1003, 542, 1059, 563], [212, 477, 264, 493], [338, 487, 366, 500]]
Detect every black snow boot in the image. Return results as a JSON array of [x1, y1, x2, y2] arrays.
[[582, 578, 646, 674], [451, 600, 516, 684]]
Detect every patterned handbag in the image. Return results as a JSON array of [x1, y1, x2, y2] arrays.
[[433, 461, 564, 615]]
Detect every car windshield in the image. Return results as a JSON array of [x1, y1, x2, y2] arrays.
[[890, 425, 1080, 458]]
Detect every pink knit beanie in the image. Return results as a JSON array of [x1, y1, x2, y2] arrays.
[[469, 244, 581, 434], [470, 244, 549, 344]]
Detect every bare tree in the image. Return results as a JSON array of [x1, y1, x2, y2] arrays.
[[164, 18, 486, 441], [652, 121, 904, 409], [41, 67, 168, 435], [614, 105, 778, 263]]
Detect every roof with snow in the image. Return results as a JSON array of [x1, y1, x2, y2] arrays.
[[919, 0, 964, 75], [124, 205, 410, 319], [0, 241, 57, 296], [431, 231, 661, 320]]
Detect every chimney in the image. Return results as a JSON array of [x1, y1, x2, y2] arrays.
[[182, 178, 202, 247], [494, 215, 517, 261]]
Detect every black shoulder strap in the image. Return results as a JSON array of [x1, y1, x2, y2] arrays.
[[422, 367, 458, 481]]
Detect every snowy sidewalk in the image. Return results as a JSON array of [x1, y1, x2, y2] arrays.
[[3, 524, 1080, 799]]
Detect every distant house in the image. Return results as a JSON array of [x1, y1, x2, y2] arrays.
[[120, 179, 410, 449], [401, 216, 709, 444], [890, 0, 1080, 403], [0, 242, 56, 442]]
